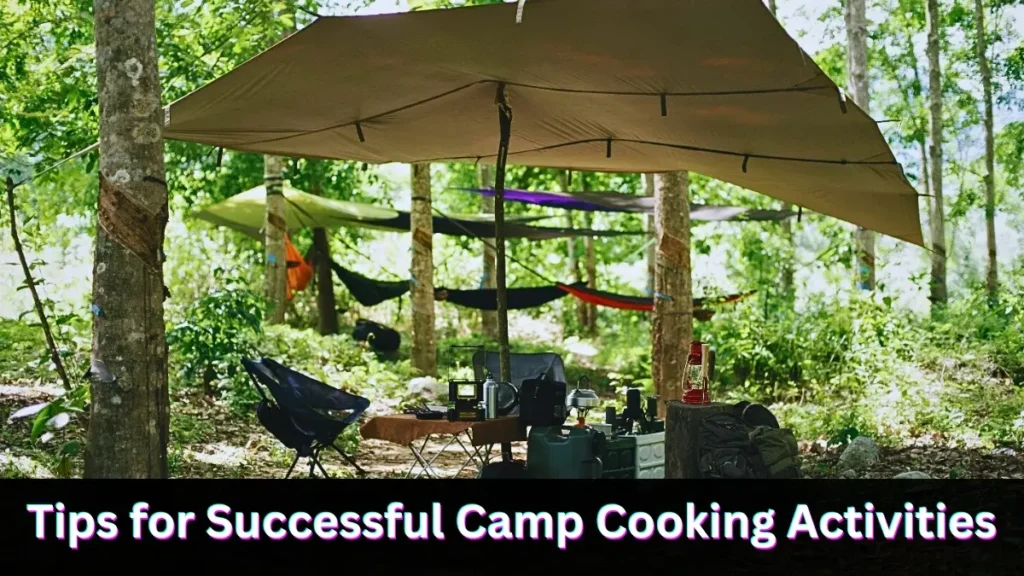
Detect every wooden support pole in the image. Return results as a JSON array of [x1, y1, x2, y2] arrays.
[[494, 84, 513, 385]]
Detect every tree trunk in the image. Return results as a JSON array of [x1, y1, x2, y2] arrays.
[[310, 165, 338, 335], [263, 17, 294, 325], [919, 138, 931, 249], [86, 0, 169, 478], [975, 0, 998, 304], [652, 171, 692, 419], [562, 171, 587, 330], [264, 156, 287, 323], [582, 176, 596, 336], [410, 163, 436, 376], [665, 401, 732, 478], [644, 173, 656, 296], [926, 0, 948, 309], [846, 0, 876, 291], [478, 163, 498, 339]]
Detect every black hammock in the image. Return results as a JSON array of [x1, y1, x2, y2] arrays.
[[329, 261, 752, 318], [329, 261, 583, 310]]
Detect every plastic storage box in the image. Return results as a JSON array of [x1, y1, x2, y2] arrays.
[[634, 431, 665, 479]]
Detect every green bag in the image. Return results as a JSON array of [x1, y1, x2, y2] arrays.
[[749, 426, 802, 478]]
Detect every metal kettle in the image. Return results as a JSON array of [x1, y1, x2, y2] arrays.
[[567, 376, 600, 426], [484, 372, 520, 418]]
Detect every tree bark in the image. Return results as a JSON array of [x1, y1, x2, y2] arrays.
[[652, 171, 692, 420], [478, 163, 498, 339], [846, 0, 876, 291], [665, 401, 732, 478], [410, 163, 436, 376], [562, 171, 587, 330], [644, 173, 656, 296], [310, 165, 338, 335], [263, 155, 287, 323], [86, 0, 169, 478], [926, 0, 948, 309], [975, 0, 998, 304], [263, 17, 294, 325]]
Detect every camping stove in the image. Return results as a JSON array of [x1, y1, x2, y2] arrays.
[[567, 377, 601, 427]]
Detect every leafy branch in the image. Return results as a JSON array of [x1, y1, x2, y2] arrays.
[[4, 176, 71, 391]]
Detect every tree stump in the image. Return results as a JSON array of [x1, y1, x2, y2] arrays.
[[665, 401, 732, 478]]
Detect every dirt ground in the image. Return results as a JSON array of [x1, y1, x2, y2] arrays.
[[1, 379, 1020, 479]]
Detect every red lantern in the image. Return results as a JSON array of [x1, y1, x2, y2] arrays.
[[683, 341, 710, 404]]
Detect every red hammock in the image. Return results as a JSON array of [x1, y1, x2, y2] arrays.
[[555, 284, 755, 318]]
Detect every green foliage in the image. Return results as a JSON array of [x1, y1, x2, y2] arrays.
[[7, 384, 89, 478], [166, 279, 265, 409]]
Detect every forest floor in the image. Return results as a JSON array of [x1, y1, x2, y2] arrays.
[[2, 376, 1022, 479]]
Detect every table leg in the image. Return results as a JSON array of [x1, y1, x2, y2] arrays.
[[452, 432, 491, 478], [407, 433, 464, 479], [422, 434, 460, 476], [407, 435, 436, 479]]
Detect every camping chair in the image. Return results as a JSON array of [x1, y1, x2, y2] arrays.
[[242, 357, 370, 478], [472, 351, 568, 416]]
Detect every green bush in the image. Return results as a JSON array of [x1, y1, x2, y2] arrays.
[[166, 279, 265, 411]]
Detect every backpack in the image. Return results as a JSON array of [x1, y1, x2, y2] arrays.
[[749, 426, 803, 478], [697, 413, 767, 479], [351, 319, 400, 352]]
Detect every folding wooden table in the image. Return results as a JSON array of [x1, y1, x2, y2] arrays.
[[360, 414, 525, 478]]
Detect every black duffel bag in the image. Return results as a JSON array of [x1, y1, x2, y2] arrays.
[[519, 374, 568, 427]]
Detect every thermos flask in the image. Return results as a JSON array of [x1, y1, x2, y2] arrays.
[[484, 374, 498, 419]]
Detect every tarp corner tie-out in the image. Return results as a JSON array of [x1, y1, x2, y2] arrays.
[[660, 94, 667, 116], [355, 122, 365, 143], [742, 155, 750, 173]]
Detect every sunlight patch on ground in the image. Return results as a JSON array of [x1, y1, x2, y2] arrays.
[[0, 383, 64, 400], [184, 442, 248, 467], [0, 452, 53, 478], [562, 337, 597, 358]]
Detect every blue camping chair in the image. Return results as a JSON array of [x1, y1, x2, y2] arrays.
[[242, 357, 370, 478]]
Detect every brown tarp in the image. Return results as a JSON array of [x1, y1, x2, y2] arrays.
[[161, 0, 923, 246]]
